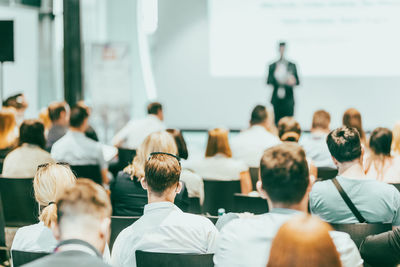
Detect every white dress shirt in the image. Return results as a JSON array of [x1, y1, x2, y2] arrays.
[[112, 115, 166, 149], [51, 131, 107, 169], [2, 144, 55, 178], [11, 221, 111, 263], [300, 132, 336, 169], [214, 209, 363, 267], [111, 202, 219, 267], [230, 125, 281, 167]]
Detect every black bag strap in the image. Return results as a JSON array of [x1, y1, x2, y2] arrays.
[[331, 178, 367, 223]]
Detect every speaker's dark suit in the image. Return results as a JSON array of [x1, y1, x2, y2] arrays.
[[267, 60, 299, 124]]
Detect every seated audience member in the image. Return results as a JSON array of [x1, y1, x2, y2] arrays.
[[111, 153, 218, 267], [300, 110, 336, 169], [38, 107, 52, 134], [213, 143, 362, 267], [365, 127, 400, 182], [230, 105, 280, 167], [22, 179, 112, 267], [110, 131, 189, 216], [167, 129, 204, 202], [3, 93, 29, 125], [359, 228, 400, 266], [51, 105, 109, 184], [112, 102, 166, 149], [343, 108, 366, 145], [77, 101, 99, 141], [0, 108, 17, 161], [267, 215, 342, 267], [310, 127, 400, 225], [391, 121, 400, 156], [46, 101, 70, 150], [277, 117, 318, 179], [2, 120, 55, 177], [188, 128, 252, 194]]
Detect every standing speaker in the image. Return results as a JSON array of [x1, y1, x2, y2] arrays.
[[0, 21, 14, 62]]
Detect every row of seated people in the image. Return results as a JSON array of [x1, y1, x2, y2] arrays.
[[7, 127, 400, 266]]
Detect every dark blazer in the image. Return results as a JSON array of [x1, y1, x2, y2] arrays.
[[21, 250, 111, 267], [110, 171, 190, 216], [267, 60, 299, 104]]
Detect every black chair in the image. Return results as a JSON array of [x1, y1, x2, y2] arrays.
[[136, 250, 214, 267], [331, 223, 392, 248], [70, 165, 102, 185], [110, 216, 140, 250], [317, 167, 338, 180], [118, 148, 136, 167], [202, 179, 241, 216], [390, 183, 400, 193], [188, 197, 201, 214], [11, 250, 50, 267], [233, 193, 269, 214], [0, 177, 39, 227], [249, 167, 259, 191], [0, 195, 9, 263]]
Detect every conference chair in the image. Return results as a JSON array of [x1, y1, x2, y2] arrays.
[[317, 167, 338, 181], [330, 223, 392, 248], [188, 197, 201, 214], [233, 193, 269, 214], [249, 167, 259, 191], [11, 250, 50, 267], [70, 165, 102, 185], [390, 183, 400, 193], [0, 195, 9, 263], [110, 216, 140, 250], [202, 179, 241, 216], [118, 148, 136, 168], [135, 250, 214, 267], [0, 177, 39, 227]]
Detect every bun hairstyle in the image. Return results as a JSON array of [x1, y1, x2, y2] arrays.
[[34, 163, 76, 227], [326, 127, 362, 163], [278, 117, 301, 143]]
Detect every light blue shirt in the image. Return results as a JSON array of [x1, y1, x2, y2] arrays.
[[51, 131, 107, 169], [310, 176, 400, 225], [213, 208, 362, 267]]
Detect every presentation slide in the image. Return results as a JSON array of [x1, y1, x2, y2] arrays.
[[209, 0, 400, 77]]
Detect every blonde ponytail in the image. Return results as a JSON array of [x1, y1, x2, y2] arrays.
[[39, 203, 58, 228]]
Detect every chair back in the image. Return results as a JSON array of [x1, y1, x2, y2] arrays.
[[70, 165, 102, 185], [118, 148, 137, 167], [135, 250, 214, 267], [11, 250, 50, 267], [202, 179, 241, 215], [331, 223, 392, 248], [110, 216, 140, 250], [390, 183, 400, 193], [0, 195, 6, 248], [188, 197, 201, 214], [249, 167, 259, 191], [233, 193, 269, 214], [317, 167, 338, 180], [0, 177, 39, 227]]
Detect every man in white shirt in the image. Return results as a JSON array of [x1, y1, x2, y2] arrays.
[[111, 152, 218, 267], [112, 102, 166, 149], [214, 143, 363, 267], [231, 105, 280, 167], [51, 105, 109, 184]]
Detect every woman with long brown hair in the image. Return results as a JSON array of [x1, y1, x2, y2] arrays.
[[267, 215, 342, 267], [343, 108, 366, 145]]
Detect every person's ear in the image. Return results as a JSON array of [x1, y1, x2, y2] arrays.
[[99, 217, 111, 243], [140, 177, 148, 191], [175, 181, 182, 194], [331, 156, 339, 168], [51, 223, 61, 241], [256, 180, 268, 199]]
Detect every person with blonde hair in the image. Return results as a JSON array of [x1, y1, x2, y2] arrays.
[[0, 108, 17, 161], [267, 215, 342, 267], [188, 128, 252, 194], [110, 131, 189, 216], [391, 121, 400, 156], [343, 108, 366, 145]]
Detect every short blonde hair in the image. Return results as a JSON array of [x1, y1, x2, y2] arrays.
[[0, 107, 17, 148], [125, 131, 178, 180], [205, 128, 232, 158], [34, 163, 76, 227]]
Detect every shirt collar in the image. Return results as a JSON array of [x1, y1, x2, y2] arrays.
[[250, 125, 267, 131], [144, 201, 176, 214], [55, 239, 102, 258], [269, 208, 302, 215]]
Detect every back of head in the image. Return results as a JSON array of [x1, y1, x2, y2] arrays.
[[166, 129, 188, 160], [34, 163, 76, 227], [147, 102, 162, 115], [205, 128, 232, 158], [69, 105, 89, 128], [128, 131, 178, 179], [312, 110, 331, 130], [250, 105, 267, 126], [144, 153, 182, 195], [56, 179, 111, 240], [369, 127, 392, 156], [267, 215, 341, 267], [343, 108, 364, 139], [327, 127, 362, 163], [19, 119, 46, 149], [260, 143, 309, 206], [278, 117, 301, 142], [3, 93, 28, 111], [0, 108, 16, 147], [48, 101, 68, 122]]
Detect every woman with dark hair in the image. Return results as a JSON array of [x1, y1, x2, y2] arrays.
[[2, 119, 54, 177], [365, 127, 400, 182], [343, 108, 366, 145]]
